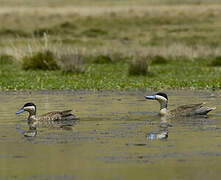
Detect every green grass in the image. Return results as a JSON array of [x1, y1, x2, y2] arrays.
[[0, 56, 221, 90], [128, 56, 150, 76], [210, 56, 221, 66], [22, 50, 58, 70], [1, 1, 221, 90], [0, 54, 15, 65]]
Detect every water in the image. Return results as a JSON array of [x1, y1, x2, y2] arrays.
[[0, 90, 221, 180]]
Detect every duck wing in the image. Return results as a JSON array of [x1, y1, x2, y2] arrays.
[[170, 103, 215, 116], [39, 110, 77, 122]]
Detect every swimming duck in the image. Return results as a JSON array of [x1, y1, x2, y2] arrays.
[[16, 102, 78, 128], [145, 92, 215, 117]]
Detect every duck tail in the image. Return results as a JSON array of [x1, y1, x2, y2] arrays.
[[209, 107, 216, 111], [203, 106, 216, 115]]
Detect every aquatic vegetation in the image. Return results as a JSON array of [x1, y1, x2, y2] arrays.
[[22, 50, 59, 70]]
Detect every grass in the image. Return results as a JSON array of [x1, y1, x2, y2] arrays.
[[59, 54, 85, 74], [0, 54, 15, 65], [22, 50, 58, 70], [128, 56, 150, 76], [1, 54, 221, 90], [210, 56, 221, 66], [151, 56, 168, 65], [1, 0, 221, 90], [88, 55, 113, 64]]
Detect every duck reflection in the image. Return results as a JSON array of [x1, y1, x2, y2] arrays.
[[146, 116, 171, 140], [16, 123, 37, 137]]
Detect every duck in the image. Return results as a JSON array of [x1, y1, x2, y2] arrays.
[[16, 102, 78, 129], [145, 92, 215, 117]]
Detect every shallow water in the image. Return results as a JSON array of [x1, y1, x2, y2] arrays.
[[0, 90, 221, 180]]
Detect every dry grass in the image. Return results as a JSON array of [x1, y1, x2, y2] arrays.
[[128, 56, 150, 76], [58, 53, 85, 74], [3, 41, 221, 63], [22, 50, 58, 70], [1, 1, 221, 63], [0, 0, 220, 7]]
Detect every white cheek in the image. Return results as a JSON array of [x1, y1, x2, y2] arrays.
[[24, 106, 35, 111], [156, 95, 167, 102]]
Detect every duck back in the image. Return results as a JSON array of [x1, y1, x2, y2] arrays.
[[169, 103, 215, 116]]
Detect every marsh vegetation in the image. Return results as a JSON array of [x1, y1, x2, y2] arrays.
[[0, 0, 221, 90]]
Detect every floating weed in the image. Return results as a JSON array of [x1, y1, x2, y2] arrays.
[[22, 50, 59, 70], [59, 54, 85, 74], [210, 56, 221, 66], [128, 56, 150, 76]]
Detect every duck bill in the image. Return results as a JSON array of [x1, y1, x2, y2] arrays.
[[145, 95, 156, 100], [16, 108, 25, 114]]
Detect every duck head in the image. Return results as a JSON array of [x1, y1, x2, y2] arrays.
[[16, 102, 36, 116], [145, 92, 168, 115]]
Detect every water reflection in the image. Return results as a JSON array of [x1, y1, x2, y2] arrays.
[[146, 113, 217, 141], [146, 116, 170, 140], [16, 122, 37, 137], [0, 90, 220, 180]]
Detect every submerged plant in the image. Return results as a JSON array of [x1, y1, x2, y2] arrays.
[[22, 50, 59, 70], [128, 56, 150, 76]]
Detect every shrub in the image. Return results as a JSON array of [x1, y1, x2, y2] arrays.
[[151, 55, 168, 64], [210, 56, 221, 66], [128, 56, 150, 76], [59, 54, 85, 74], [22, 50, 59, 70], [0, 54, 15, 65], [89, 55, 113, 64]]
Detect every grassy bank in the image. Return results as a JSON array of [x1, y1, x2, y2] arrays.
[[1, 54, 221, 90], [0, 0, 221, 90]]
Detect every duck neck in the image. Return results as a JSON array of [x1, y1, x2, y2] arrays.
[[28, 111, 37, 123], [159, 101, 168, 116]]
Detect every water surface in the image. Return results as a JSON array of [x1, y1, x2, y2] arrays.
[[0, 90, 221, 180]]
